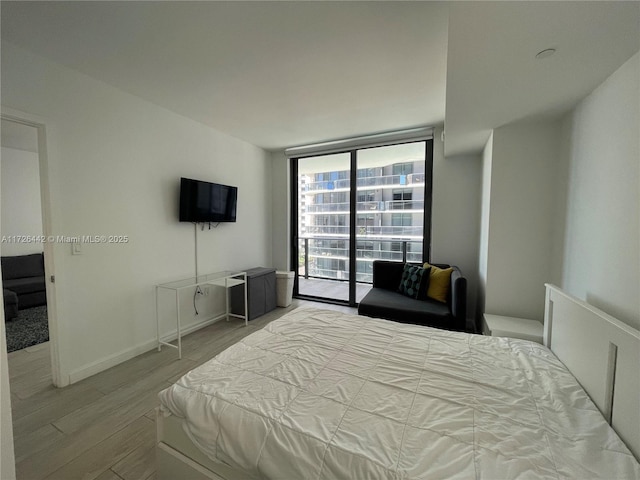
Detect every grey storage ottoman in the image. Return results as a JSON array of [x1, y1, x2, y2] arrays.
[[231, 267, 276, 321]]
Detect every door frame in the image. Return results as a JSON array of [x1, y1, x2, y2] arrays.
[[1, 109, 62, 387], [290, 152, 356, 306]]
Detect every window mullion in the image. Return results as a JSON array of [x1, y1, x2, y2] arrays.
[[348, 150, 357, 306]]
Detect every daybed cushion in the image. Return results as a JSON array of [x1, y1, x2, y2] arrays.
[[423, 263, 453, 303], [372, 260, 406, 291], [360, 260, 467, 331], [357, 288, 452, 328], [397, 264, 429, 299]]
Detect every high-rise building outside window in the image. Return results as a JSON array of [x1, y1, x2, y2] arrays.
[[293, 140, 431, 303]]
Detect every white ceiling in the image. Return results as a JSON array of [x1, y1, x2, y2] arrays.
[[445, 1, 640, 156], [1, 1, 449, 151], [1, 1, 638, 155]]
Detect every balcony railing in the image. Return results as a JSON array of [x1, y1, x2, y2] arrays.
[[304, 225, 423, 236], [304, 173, 425, 192], [298, 236, 423, 284], [305, 200, 424, 214]]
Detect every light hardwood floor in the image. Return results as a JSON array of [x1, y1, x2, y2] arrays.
[[8, 300, 357, 480]]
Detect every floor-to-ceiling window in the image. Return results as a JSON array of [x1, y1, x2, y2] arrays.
[[290, 135, 433, 306], [294, 152, 352, 302]]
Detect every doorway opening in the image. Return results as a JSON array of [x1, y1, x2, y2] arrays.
[[1, 115, 60, 394]]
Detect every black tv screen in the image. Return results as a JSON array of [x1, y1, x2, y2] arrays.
[[179, 177, 237, 223]]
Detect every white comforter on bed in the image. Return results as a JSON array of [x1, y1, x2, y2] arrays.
[[158, 308, 640, 479]]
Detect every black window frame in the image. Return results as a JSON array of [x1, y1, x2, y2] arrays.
[[290, 138, 433, 306]]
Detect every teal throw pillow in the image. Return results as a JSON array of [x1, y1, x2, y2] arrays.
[[397, 264, 430, 299]]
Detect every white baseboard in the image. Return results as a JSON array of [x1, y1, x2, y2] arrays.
[[67, 314, 225, 384]]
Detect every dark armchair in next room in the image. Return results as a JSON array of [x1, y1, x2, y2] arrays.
[[2, 253, 47, 320]]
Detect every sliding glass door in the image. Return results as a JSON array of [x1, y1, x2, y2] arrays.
[[292, 140, 432, 306], [295, 153, 352, 302], [355, 142, 428, 287]]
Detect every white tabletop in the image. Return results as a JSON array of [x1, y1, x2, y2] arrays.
[[483, 314, 543, 343]]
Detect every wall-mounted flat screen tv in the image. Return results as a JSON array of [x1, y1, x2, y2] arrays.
[[179, 177, 237, 223]]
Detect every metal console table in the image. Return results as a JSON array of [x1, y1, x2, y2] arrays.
[[156, 271, 247, 358]]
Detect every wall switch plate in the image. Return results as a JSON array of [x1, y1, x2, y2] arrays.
[[71, 242, 82, 255]]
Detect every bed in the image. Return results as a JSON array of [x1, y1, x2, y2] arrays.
[[156, 284, 640, 479]]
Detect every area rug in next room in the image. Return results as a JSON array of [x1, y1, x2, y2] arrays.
[[5, 306, 49, 353]]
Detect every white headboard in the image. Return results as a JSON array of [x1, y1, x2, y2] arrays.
[[544, 284, 640, 461]]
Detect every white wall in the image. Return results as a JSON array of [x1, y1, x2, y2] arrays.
[[1, 42, 272, 384], [477, 133, 493, 324], [559, 52, 639, 330], [1, 146, 43, 256], [433, 127, 482, 328], [481, 118, 562, 321], [0, 139, 16, 480], [0, 307, 16, 480], [270, 151, 290, 271], [0, 138, 16, 480], [0, 162, 16, 479], [475, 53, 639, 330]]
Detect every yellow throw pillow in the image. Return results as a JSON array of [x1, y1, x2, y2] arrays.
[[423, 263, 453, 303]]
